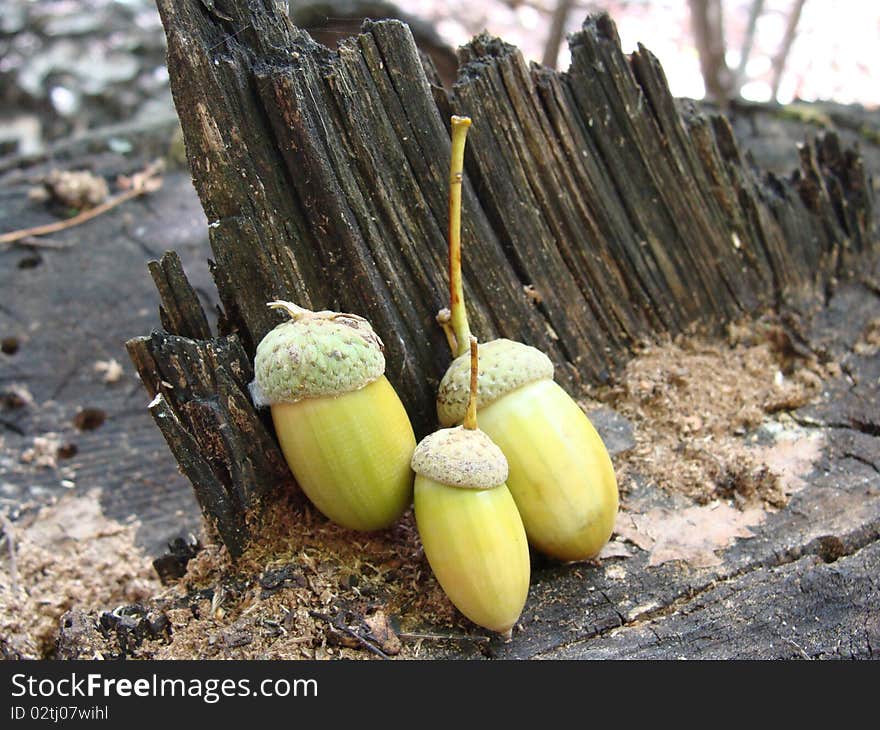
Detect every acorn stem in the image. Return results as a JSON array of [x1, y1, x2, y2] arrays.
[[463, 336, 479, 431], [448, 115, 472, 359], [267, 301, 372, 331], [267, 300, 310, 320]]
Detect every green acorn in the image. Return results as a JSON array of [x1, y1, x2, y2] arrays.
[[251, 301, 415, 531], [436, 116, 619, 562], [412, 337, 530, 637]]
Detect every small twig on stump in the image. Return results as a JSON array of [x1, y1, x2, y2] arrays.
[[308, 611, 390, 659], [770, 0, 808, 100], [398, 631, 491, 644], [0, 160, 164, 246]]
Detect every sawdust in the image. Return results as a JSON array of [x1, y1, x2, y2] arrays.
[[0, 490, 160, 658], [601, 321, 830, 510], [100, 319, 835, 657], [19, 433, 63, 469], [754, 426, 826, 497], [133, 490, 467, 659], [38, 169, 110, 210], [854, 317, 880, 356]]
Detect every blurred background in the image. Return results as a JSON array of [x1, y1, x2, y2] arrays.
[[1, 0, 877, 157]]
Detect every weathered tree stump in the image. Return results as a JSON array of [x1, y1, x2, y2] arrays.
[[126, 0, 874, 556]]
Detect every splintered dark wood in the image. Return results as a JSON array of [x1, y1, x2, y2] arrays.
[[148, 251, 212, 342], [125, 332, 291, 555], [128, 0, 875, 555]]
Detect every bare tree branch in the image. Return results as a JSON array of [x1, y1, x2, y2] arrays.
[[771, 0, 808, 100], [542, 0, 575, 69], [734, 0, 765, 93], [689, 0, 733, 102]]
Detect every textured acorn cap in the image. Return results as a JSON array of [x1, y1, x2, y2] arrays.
[[437, 338, 554, 426], [411, 426, 508, 489], [249, 308, 385, 406]]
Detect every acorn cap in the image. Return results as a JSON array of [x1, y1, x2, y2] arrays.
[[411, 426, 508, 489], [437, 338, 554, 426], [249, 304, 385, 406]]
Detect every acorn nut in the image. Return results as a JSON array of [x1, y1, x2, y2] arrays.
[[437, 116, 619, 562], [250, 300, 416, 531], [412, 337, 530, 637]]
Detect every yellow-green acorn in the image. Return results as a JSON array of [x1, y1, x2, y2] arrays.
[[437, 116, 619, 562], [250, 300, 416, 531], [412, 337, 529, 637]]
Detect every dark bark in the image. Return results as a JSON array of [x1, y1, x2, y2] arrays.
[[128, 0, 875, 556], [126, 329, 291, 556]]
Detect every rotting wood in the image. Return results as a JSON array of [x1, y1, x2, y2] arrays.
[[148, 250, 212, 342], [128, 0, 875, 556], [3, 111, 876, 660], [125, 331, 291, 555]]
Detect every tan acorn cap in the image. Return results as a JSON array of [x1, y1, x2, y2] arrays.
[[249, 301, 385, 406], [437, 338, 554, 426], [411, 425, 508, 489]]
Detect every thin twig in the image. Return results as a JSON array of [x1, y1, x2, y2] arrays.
[[0, 160, 164, 246], [785, 636, 813, 660], [770, 0, 808, 100], [398, 631, 491, 644], [448, 116, 473, 358], [309, 611, 390, 659]]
